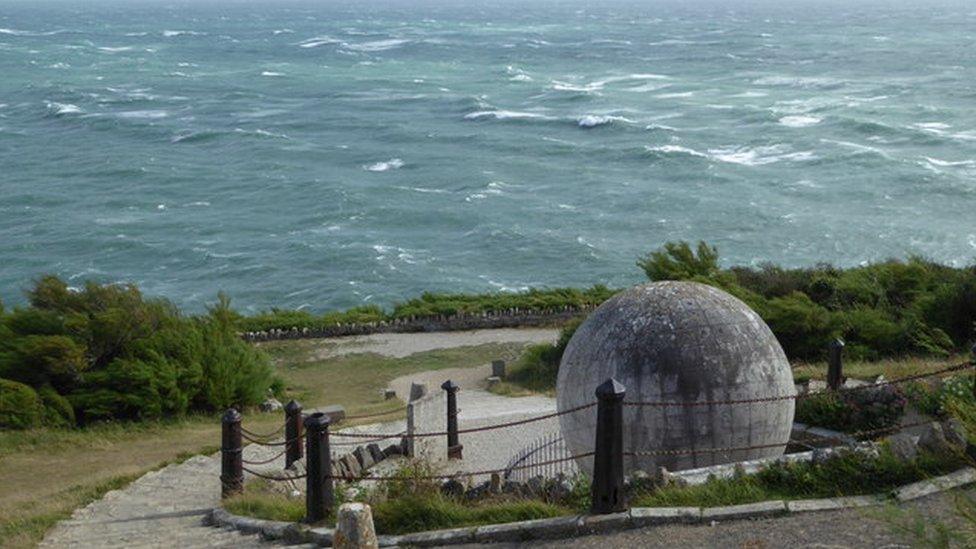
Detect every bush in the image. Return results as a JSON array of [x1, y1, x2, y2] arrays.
[[503, 318, 582, 393], [0, 378, 44, 429], [0, 278, 276, 426]]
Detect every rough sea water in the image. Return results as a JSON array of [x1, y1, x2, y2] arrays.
[[1, 0, 974, 313]]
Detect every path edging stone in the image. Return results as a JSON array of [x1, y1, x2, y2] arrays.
[[210, 466, 976, 546]]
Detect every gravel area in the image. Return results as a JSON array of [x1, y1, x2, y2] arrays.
[[316, 328, 558, 359]]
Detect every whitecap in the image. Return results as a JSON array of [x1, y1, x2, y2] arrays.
[[157, 204, 166, 210], [299, 36, 341, 48], [46, 101, 82, 115], [186, 201, 211, 207], [731, 91, 768, 98], [645, 123, 677, 131], [364, 158, 405, 172], [343, 39, 409, 52], [510, 73, 532, 82], [394, 185, 449, 194], [707, 145, 815, 166], [644, 145, 708, 158], [273, 29, 295, 35], [577, 114, 633, 128], [116, 110, 168, 119], [779, 115, 822, 128], [820, 138, 892, 159], [97, 46, 133, 53], [261, 71, 284, 77], [753, 76, 843, 89], [464, 110, 553, 121], [163, 30, 203, 37], [923, 157, 975, 167], [654, 91, 694, 99]]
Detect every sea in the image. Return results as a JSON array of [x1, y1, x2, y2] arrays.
[[1, 0, 974, 313]]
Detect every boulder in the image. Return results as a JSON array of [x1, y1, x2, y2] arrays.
[[353, 446, 375, 470], [441, 479, 464, 498], [887, 433, 918, 463], [367, 443, 385, 464], [526, 475, 545, 496], [409, 383, 428, 402], [547, 475, 574, 502], [382, 443, 402, 458], [334, 503, 378, 549], [489, 473, 501, 494], [259, 398, 283, 413], [918, 422, 955, 455], [341, 454, 362, 479], [942, 418, 967, 448]]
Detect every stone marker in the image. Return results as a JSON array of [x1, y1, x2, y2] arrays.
[[334, 503, 378, 549], [383, 389, 397, 400], [492, 360, 506, 378], [409, 383, 428, 402]]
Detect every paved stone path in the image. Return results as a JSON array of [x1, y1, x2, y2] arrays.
[[39, 328, 559, 548]]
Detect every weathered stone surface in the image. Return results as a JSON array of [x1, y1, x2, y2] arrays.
[[353, 446, 375, 470], [895, 468, 976, 501], [629, 507, 700, 526], [397, 526, 477, 546], [409, 382, 428, 402], [888, 433, 918, 463], [918, 422, 955, 455], [441, 478, 465, 498], [787, 496, 879, 513], [557, 281, 795, 474], [943, 418, 967, 448], [492, 360, 506, 378], [473, 516, 580, 543], [701, 500, 787, 521], [367, 443, 385, 464], [384, 389, 397, 400], [334, 503, 378, 549], [340, 454, 361, 479], [319, 404, 346, 423], [382, 443, 402, 458], [578, 512, 631, 534]]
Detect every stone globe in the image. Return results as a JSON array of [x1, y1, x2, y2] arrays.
[[556, 281, 795, 474]]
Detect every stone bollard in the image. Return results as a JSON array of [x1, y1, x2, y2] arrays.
[[827, 338, 845, 391], [491, 359, 506, 379], [304, 412, 334, 523], [409, 382, 428, 402], [591, 378, 626, 514], [442, 380, 463, 460], [334, 503, 379, 549], [220, 409, 243, 498], [285, 400, 303, 468]]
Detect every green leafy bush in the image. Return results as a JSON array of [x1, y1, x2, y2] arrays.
[[503, 318, 582, 392], [0, 278, 275, 427], [0, 378, 44, 429]]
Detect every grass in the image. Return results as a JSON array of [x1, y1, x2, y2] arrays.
[[792, 355, 971, 383], [0, 339, 531, 548], [633, 445, 967, 508], [224, 479, 307, 524]]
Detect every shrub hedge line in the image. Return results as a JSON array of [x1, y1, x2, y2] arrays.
[[0, 276, 276, 429]]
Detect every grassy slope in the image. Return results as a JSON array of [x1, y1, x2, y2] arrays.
[[0, 339, 529, 548]]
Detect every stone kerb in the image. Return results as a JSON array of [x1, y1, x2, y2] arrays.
[[406, 390, 447, 462]]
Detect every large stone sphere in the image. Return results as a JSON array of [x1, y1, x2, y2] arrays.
[[556, 281, 795, 474]]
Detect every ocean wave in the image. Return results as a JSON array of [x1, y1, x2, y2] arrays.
[[464, 110, 554, 121], [45, 101, 82, 116], [115, 110, 169, 119], [753, 75, 844, 89], [163, 30, 204, 38], [645, 143, 815, 165], [298, 36, 342, 48], [343, 39, 410, 52], [578, 114, 634, 128], [0, 28, 68, 37], [779, 115, 822, 128], [97, 46, 134, 53], [234, 128, 289, 139], [394, 185, 449, 194], [273, 29, 295, 35], [819, 138, 892, 160], [550, 73, 669, 94], [261, 71, 285, 77], [654, 91, 694, 99], [923, 157, 975, 168], [365, 158, 405, 172], [171, 130, 222, 144]]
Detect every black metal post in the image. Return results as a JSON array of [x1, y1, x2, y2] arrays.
[[304, 412, 334, 523], [971, 344, 976, 400], [285, 399, 303, 468], [591, 378, 626, 514], [441, 380, 463, 459], [827, 338, 845, 391], [220, 408, 243, 498]]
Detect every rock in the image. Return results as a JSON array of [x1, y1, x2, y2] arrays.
[[409, 383, 428, 402], [918, 422, 955, 455], [853, 441, 880, 460], [942, 418, 967, 448], [383, 389, 397, 400], [547, 476, 574, 502], [887, 433, 918, 463], [353, 446, 375, 470], [382, 443, 402, 458], [491, 360, 506, 378], [812, 447, 833, 465], [341, 454, 362, 479], [626, 470, 653, 493], [486, 376, 501, 389], [502, 481, 523, 495], [259, 397, 283, 413], [441, 479, 465, 498], [367, 443, 385, 464], [807, 380, 828, 393], [334, 503, 378, 549], [489, 473, 501, 494], [465, 481, 491, 501]]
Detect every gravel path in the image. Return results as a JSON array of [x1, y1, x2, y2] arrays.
[[317, 328, 558, 359]]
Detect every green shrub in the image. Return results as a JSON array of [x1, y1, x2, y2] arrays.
[[0, 378, 44, 429], [0, 278, 275, 426], [503, 318, 582, 393]]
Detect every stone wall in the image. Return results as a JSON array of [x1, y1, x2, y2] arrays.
[[241, 307, 593, 342]]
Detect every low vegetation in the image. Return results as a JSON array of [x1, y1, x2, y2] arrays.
[[795, 385, 908, 433], [0, 276, 276, 428], [633, 444, 966, 508]]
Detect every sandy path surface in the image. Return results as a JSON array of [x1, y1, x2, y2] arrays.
[[317, 327, 558, 359]]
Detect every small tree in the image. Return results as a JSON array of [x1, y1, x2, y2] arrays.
[[637, 241, 722, 281]]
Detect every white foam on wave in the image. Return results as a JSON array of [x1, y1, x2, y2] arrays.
[[343, 39, 409, 52], [779, 115, 822, 128], [923, 157, 975, 167], [364, 158, 405, 172], [46, 101, 82, 115], [273, 29, 295, 35], [732, 91, 768, 98], [464, 110, 553, 121], [646, 143, 815, 166], [163, 30, 204, 37], [550, 73, 669, 94], [655, 91, 694, 99], [261, 71, 284, 77], [820, 138, 892, 159], [116, 110, 168, 119], [753, 75, 843, 89], [98, 46, 134, 53], [0, 28, 67, 37], [577, 114, 634, 128], [299, 36, 341, 48], [645, 145, 708, 158], [394, 185, 449, 194]]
